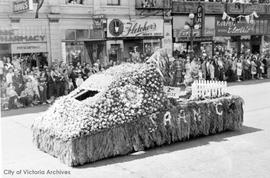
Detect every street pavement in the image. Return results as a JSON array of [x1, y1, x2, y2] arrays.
[[1, 79, 270, 178]]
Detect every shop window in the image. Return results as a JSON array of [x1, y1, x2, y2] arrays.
[[65, 30, 76, 41], [66, 42, 84, 65], [140, 0, 157, 8], [76, 29, 89, 41], [66, 0, 84, 4], [74, 90, 99, 101], [107, 0, 120, 6]]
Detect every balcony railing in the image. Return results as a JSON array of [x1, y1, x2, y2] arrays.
[[172, 1, 270, 14], [135, 0, 172, 9]]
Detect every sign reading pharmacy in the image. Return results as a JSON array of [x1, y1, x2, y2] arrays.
[[215, 17, 256, 36], [107, 19, 164, 38], [0, 29, 46, 43]]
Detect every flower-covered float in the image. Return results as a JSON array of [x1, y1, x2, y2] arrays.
[[32, 49, 244, 166]]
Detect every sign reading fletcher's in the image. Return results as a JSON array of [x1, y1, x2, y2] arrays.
[[215, 17, 256, 36], [107, 19, 163, 38]]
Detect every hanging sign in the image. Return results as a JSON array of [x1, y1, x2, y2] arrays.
[[196, 4, 205, 37], [215, 17, 256, 36], [13, 0, 33, 13], [107, 19, 163, 38], [11, 42, 47, 53]]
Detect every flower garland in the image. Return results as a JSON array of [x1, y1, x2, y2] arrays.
[[222, 11, 259, 24]]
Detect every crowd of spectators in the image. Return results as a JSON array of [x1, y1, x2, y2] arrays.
[[1, 51, 270, 111], [0, 56, 105, 111], [170, 51, 270, 86]]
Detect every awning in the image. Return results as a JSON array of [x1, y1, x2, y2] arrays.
[[11, 42, 47, 54], [175, 36, 213, 43]]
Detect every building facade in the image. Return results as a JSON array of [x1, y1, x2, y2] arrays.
[[172, 1, 270, 56], [0, 0, 173, 67]]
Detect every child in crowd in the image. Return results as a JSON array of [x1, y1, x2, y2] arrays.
[[68, 78, 74, 93], [76, 74, 84, 87], [6, 83, 22, 109]]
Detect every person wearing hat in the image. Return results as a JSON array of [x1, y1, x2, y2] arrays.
[[171, 56, 184, 86], [20, 77, 35, 107]]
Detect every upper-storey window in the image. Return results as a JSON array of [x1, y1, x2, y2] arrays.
[[66, 0, 84, 4], [107, 0, 120, 6]]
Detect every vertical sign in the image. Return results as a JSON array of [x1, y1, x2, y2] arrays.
[[162, 22, 173, 56], [196, 5, 205, 37]]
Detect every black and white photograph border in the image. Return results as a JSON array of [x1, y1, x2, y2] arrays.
[[1, 0, 270, 177]]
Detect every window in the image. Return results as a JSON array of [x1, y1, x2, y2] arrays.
[[65, 30, 76, 40], [66, 0, 84, 5], [107, 0, 120, 6], [76, 29, 89, 40], [74, 90, 99, 101]]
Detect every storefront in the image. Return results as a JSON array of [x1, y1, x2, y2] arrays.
[[106, 18, 164, 62], [0, 26, 48, 68], [262, 35, 270, 55], [215, 16, 270, 55], [63, 28, 106, 66], [173, 15, 215, 57]]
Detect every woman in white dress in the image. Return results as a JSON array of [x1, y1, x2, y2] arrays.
[[236, 59, 243, 82]]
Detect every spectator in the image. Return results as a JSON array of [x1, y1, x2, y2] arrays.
[[0, 58, 4, 81], [267, 56, 270, 79], [171, 56, 184, 86], [51, 67, 62, 98], [68, 78, 74, 93], [6, 68, 15, 85], [209, 60, 215, 81], [6, 83, 21, 109], [39, 70, 48, 104], [12, 55, 21, 71], [12, 69, 24, 96], [236, 59, 243, 82], [5, 57, 13, 71], [76, 74, 84, 87], [20, 78, 35, 107], [251, 59, 257, 80]]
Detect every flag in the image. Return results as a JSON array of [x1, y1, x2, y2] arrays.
[[35, 0, 44, 18]]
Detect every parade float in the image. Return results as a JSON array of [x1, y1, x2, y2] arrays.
[[32, 49, 244, 167]]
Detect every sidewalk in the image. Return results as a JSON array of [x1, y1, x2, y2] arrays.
[[1, 104, 50, 118]]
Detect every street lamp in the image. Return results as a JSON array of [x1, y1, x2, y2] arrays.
[[185, 13, 200, 54]]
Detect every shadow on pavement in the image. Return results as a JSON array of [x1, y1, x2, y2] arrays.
[[76, 125, 262, 169], [1, 105, 50, 118]]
